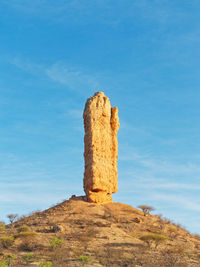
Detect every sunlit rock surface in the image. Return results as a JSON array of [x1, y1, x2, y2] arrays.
[[83, 92, 119, 203]]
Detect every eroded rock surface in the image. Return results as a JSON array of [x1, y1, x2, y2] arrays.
[[83, 92, 119, 203]]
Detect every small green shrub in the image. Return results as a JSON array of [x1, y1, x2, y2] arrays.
[[16, 232, 38, 251], [0, 254, 17, 267], [17, 225, 30, 233], [0, 236, 14, 248], [0, 260, 7, 267], [0, 222, 5, 232], [22, 253, 34, 263], [168, 226, 178, 236], [140, 233, 167, 248], [77, 255, 92, 266], [4, 254, 16, 265], [49, 237, 64, 249], [15, 231, 37, 238], [39, 261, 52, 267]]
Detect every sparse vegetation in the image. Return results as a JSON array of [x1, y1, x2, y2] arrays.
[[50, 247, 70, 266], [16, 231, 38, 251], [22, 253, 34, 264], [0, 235, 14, 248], [161, 246, 187, 267], [77, 255, 92, 266], [4, 254, 16, 266], [17, 224, 30, 233], [168, 226, 178, 238], [0, 261, 7, 267], [140, 233, 167, 248], [137, 205, 155, 216], [39, 261, 52, 267], [0, 199, 199, 266], [193, 233, 200, 240], [15, 231, 37, 238], [7, 214, 18, 224], [49, 237, 64, 250], [0, 254, 16, 267], [0, 222, 5, 232]]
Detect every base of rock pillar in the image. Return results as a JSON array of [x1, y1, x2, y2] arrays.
[[87, 191, 113, 204]]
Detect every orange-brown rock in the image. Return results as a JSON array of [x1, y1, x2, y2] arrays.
[[83, 92, 119, 203]]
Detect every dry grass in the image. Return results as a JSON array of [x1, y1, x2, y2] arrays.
[[0, 198, 199, 266]]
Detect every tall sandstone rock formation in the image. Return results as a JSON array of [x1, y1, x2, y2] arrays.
[[83, 92, 119, 203]]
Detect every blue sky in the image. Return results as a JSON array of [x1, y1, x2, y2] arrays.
[[1, 0, 200, 233]]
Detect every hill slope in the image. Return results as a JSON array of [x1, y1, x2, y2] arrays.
[[1, 197, 200, 266]]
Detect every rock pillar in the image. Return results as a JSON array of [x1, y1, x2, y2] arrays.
[[83, 92, 119, 203]]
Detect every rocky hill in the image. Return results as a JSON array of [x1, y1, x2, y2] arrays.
[[0, 197, 200, 267]]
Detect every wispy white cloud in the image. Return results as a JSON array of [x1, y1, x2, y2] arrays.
[[67, 109, 82, 119], [10, 57, 42, 73], [123, 177, 200, 191], [45, 62, 99, 91], [120, 145, 200, 176], [9, 57, 99, 93], [131, 0, 187, 23], [119, 119, 148, 135], [1, 0, 190, 27], [118, 144, 200, 223], [141, 181, 200, 191], [1, 0, 120, 25], [152, 193, 200, 212], [0, 192, 60, 204]]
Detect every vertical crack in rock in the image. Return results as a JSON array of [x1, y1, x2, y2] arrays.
[[83, 92, 119, 203]]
